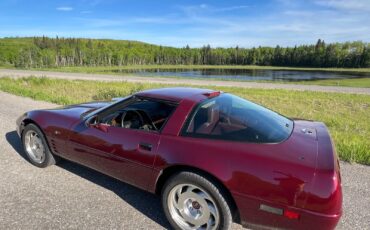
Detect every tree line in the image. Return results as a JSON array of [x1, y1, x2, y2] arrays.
[[0, 37, 369, 68]]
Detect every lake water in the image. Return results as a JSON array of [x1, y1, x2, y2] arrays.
[[110, 68, 370, 81]]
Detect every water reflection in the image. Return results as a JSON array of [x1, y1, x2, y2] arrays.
[[108, 68, 370, 81]]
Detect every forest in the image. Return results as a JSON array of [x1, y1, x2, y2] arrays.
[[0, 37, 369, 68]]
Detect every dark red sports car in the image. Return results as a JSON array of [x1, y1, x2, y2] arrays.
[[16, 87, 342, 230]]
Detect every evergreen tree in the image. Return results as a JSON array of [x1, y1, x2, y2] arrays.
[[0, 37, 368, 68]]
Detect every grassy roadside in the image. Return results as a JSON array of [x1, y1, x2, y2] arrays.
[[284, 78, 370, 88], [0, 76, 369, 165]]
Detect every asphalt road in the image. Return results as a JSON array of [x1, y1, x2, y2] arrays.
[[0, 91, 369, 229], [1, 69, 370, 95]]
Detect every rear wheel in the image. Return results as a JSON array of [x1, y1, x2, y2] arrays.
[[162, 171, 232, 230], [22, 124, 58, 168]]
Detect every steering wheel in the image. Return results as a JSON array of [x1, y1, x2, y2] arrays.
[[120, 110, 145, 129]]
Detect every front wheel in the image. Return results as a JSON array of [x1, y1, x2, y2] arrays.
[[162, 171, 233, 230], [22, 124, 58, 168]]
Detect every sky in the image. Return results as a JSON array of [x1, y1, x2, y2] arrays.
[[0, 0, 369, 48]]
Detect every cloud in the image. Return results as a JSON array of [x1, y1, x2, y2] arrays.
[[179, 4, 249, 16], [78, 18, 125, 27], [89, 0, 103, 7], [283, 10, 314, 17], [314, 0, 370, 12], [5, 1, 367, 48], [80, 11, 92, 14], [216, 5, 248, 12], [199, 4, 207, 9], [75, 0, 370, 47], [56, 6, 73, 11], [132, 17, 173, 24]]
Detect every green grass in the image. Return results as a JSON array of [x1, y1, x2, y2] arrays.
[[284, 78, 370, 88], [0, 64, 14, 69], [0, 76, 369, 165]]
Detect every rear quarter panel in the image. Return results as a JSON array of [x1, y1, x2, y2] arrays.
[[153, 133, 318, 225]]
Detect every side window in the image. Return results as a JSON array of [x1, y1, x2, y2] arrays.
[[183, 93, 293, 143], [100, 99, 176, 132], [185, 99, 220, 134]]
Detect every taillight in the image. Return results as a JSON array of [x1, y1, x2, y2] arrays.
[[260, 204, 300, 220], [284, 210, 300, 219]]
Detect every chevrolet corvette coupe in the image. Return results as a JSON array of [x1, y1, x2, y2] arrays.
[[16, 87, 342, 230]]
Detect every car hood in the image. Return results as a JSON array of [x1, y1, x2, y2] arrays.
[[64, 101, 113, 110], [42, 100, 113, 121], [58, 97, 127, 118]]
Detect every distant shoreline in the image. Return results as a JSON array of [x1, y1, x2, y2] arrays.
[[1, 68, 370, 89], [2, 64, 370, 73]]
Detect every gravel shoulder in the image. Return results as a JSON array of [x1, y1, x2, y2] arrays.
[[1, 69, 370, 95], [0, 91, 369, 229]]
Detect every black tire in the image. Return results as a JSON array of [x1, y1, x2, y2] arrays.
[[161, 171, 233, 230], [21, 123, 58, 168]]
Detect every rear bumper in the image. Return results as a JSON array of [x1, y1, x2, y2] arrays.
[[234, 194, 341, 230]]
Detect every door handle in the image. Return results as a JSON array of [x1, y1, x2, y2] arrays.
[[139, 142, 152, 151]]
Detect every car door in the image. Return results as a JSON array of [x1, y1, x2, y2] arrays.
[[66, 99, 165, 190]]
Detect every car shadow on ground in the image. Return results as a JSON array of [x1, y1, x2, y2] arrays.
[[5, 131, 171, 229]]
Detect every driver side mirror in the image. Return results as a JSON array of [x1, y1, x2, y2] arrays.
[[89, 123, 109, 132], [85, 115, 109, 132]]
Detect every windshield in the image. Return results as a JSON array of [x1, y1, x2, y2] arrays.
[[82, 96, 131, 119], [184, 93, 293, 143]]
